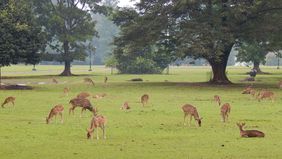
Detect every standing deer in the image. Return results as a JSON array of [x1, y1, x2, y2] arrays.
[[84, 78, 95, 86], [52, 78, 58, 84], [256, 90, 274, 102], [46, 104, 64, 124], [220, 103, 231, 122], [86, 115, 106, 140], [236, 123, 265, 138], [141, 94, 149, 107], [63, 87, 70, 96], [1, 96, 16, 108], [182, 104, 202, 127], [69, 98, 97, 117], [77, 92, 91, 99], [121, 102, 130, 110], [214, 95, 221, 106]]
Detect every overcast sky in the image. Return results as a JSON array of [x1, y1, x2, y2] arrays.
[[118, 0, 138, 7]]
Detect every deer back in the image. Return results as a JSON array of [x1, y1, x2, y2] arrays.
[[221, 103, 231, 114], [182, 104, 200, 119]]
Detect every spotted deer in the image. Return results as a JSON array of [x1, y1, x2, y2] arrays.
[[77, 92, 91, 99], [121, 102, 130, 110], [46, 104, 64, 124], [182, 104, 202, 127], [69, 98, 97, 117], [86, 115, 106, 140], [236, 123, 265, 138], [84, 78, 95, 86], [257, 90, 275, 102], [214, 95, 221, 106], [1, 96, 16, 108], [220, 103, 231, 122], [141, 94, 149, 107]]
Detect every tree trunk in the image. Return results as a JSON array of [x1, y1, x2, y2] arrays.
[[253, 61, 263, 74], [0, 67, 2, 89], [208, 45, 233, 85], [60, 41, 73, 76]]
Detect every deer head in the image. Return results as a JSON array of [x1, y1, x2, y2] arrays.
[[196, 117, 203, 127]]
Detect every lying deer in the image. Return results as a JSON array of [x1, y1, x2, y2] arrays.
[[257, 90, 274, 102], [86, 115, 106, 140], [69, 98, 97, 117], [214, 95, 221, 106], [182, 104, 202, 127], [141, 94, 149, 107], [1, 96, 16, 108], [121, 102, 130, 110], [93, 93, 107, 99], [220, 103, 231, 122], [77, 92, 91, 99], [46, 104, 64, 124], [84, 78, 95, 86], [236, 123, 265, 138], [242, 86, 252, 94]]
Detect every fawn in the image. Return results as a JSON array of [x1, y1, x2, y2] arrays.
[[257, 90, 274, 102], [1, 96, 16, 108], [46, 104, 64, 124], [141, 94, 149, 107], [121, 102, 130, 110], [52, 78, 58, 84], [69, 98, 97, 117], [214, 95, 221, 106], [182, 104, 202, 127], [236, 123, 265, 138], [86, 115, 106, 140], [77, 92, 91, 99], [220, 103, 231, 122], [84, 78, 95, 86]]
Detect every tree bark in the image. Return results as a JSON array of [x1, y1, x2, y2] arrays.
[[60, 41, 73, 76], [253, 61, 262, 74]]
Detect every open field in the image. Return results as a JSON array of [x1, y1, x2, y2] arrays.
[[0, 65, 282, 159]]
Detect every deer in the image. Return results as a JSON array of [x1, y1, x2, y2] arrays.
[[242, 86, 253, 94], [46, 104, 64, 124], [77, 92, 91, 99], [69, 98, 97, 117], [236, 123, 265, 138], [278, 81, 282, 89], [86, 115, 106, 140], [1, 96, 16, 108], [182, 104, 202, 127], [84, 78, 95, 86], [256, 90, 275, 102], [214, 95, 221, 106], [121, 102, 130, 110], [93, 93, 107, 99], [220, 103, 231, 122], [104, 76, 108, 84], [63, 87, 70, 96], [141, 94, 149, 107], [52, 78, 58, 84]]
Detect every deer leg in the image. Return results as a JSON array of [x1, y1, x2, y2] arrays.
[[183, 114, 187, 126], [102, 126, 106, 139], [59, 112, 63, 123], [80, 108, 85, 118], [189, 115, 192, 127], [96, 128, 99, 140]]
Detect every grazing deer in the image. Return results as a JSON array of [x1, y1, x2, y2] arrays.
[[52, 78, 58, 84], [220, 103, 231, 122], [257, 90, 274, 102], [86, 115, 106, 140], [182, 104, 202, 127], [141, 94, 149, 107], [77, 92, 91, 99], [121, 102, 130, 110], [1, 96, 16, 108], [46, 104, 64, 124], [214, 95, 221, 106], [93, 93, 107, 99], [69, 98, 97, 117], [236, 123, 265, 138], [84, 78, 95, 86]]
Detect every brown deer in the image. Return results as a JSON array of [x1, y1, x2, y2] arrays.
[[214, 95, 221, 106], [182, 104, 202, 127], [257, 90, 274, 102], [69, 98, 97, 117], [52, 78, 58, 84], [93, 93, 107, 99], [46, 104, 64, 124], [236, 123, 265, 138], [242, 86, 252, 94], [63, 87, 70, 96], [1, 96, 16, 108], [84, 78, 95, 86], [278, 81, 282, 89], [220, 103, 231, 122], [77, 92, 91, 99], [250, 89, 256, 97], [121, 102, 130, 110], [86, 115, 106, 140], [141, 94, 149, 107]]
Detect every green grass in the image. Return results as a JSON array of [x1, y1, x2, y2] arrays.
[[0, 65, 282, 159]]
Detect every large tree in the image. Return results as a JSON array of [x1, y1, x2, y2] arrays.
[[34, 0, 107, 76], [112, 0, 282, 84], [0, 0, 46, 86]]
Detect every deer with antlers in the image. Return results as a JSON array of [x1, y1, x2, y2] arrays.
[[182, 104, 202, 127], [121, 102, 130, 110], [46, 104, 64, 124], [141, 94, 149, 107], [1, 96, 16, 108], [220, 103, 231, 122], [86, 115, 106, 140], [256, 90, 275, 102], [214, 95, 221, 106], [84, 78, 95, 86], [236, 123, 265, 138], [69, 98, 97, 117]]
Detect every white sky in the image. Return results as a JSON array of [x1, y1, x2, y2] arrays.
[[118, 0, 138, 7]]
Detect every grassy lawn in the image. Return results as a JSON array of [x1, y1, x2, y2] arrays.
[[0, 65, 282, 159]]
